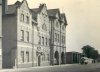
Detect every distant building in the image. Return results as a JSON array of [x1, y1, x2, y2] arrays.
[[48, 9, 67, 65], [66, 52, 82, 64]]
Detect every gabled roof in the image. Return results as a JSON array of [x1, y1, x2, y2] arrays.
[[60, 13, 68, 25], [6, 0, 31, 15], [6, 1, 21, 15], [30, 4, 46, 21], [47, 8, 61, 19], [30, 9, 37, 21]]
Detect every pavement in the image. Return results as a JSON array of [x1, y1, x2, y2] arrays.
[[1, 63, 100, 72]]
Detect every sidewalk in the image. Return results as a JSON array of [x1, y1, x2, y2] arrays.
[[0, 64, 78, 72]]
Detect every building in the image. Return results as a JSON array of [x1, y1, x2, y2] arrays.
[[31, 4, 50, 66], [2, 0, 33, 68], [66, 52, 82, 64], [2, 0, 67, 68], [48, 9, 67, 65]]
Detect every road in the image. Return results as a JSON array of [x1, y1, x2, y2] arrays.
[[1, 63, 100, 72]]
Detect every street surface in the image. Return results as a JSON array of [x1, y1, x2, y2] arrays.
[[1, 63, 100, 72]]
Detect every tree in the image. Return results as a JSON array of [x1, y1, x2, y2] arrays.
[[82, 45, 94, 58], [91, 50, 99, 59], [81, 45, 99, 59]]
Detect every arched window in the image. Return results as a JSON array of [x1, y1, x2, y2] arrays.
[[62, 25, 65, 30], [56, 21, 59, 28], [42, 24, 47, 31], [20, 13, 24, 22]]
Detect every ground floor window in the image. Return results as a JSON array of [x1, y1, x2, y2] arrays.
[[47, 54, 49, 61], [21, 51, 24, 63], [26, 51, 29, 62]]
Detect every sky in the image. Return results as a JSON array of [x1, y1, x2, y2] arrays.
[[8, 0, 100, 53]]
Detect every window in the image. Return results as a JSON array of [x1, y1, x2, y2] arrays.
[[26, 16, 29, 24], [44, 54, 45, 61], [62, 36, 63, 43], [20, 30, 24, 41], [26, 31, 29, 42], [26, 51, 29, 62], [42, 37, 44, 45], [38, 36, 41, 45], [56, 21, 59, 27], [63, 36, 65, 44], [62, 25, 65, 30], [47, 54, 49, 61], [46, 38, 47, 46], [55, 33, 57, 42], [20, 14, 24, 22], [21, 51, 24, 63], [58, 34, 59, 42], [42, 24, 47, 31]]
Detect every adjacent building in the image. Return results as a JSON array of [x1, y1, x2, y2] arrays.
[[66, 52, 82, 64], [48, 9, 67, 65]]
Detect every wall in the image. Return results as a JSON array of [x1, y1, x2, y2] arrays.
[[2, 14, 17, 68]]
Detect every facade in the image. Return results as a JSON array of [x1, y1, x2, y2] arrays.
[[2, 0, 67, 68], [66, 52, 82, 64], [48, 9, 67, 65], [31, 4, 50, 66], [2, 0, 33, 68]]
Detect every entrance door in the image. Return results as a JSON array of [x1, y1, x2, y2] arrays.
[[38, 56, 41, 66]]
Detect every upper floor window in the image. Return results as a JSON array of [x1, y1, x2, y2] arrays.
[[55, 33, 57, 42], [20, 14, 24, 22], [42, 37, 44, 45], [63, 36, 65, 44], [26, 31, 29, 42], [26, 16, 29, 24], [20, 30, 24, 41], [62, 36, 63, 43], [26, 51, 29, 62], [38, 36, 41, 45], [62, 36, 65, 44], [58, 34, 59, 42], [62, 25, 65, 30], [56, 21, 59, 28], [42, 24, 47, 31], [46, 38, 47, 46]]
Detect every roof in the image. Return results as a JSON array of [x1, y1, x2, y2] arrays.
[[6, 1, 22, 15], [30, 9, 37, 21], [30, 4, 45, 21], [60, 13, 68, 25], [47, 8, 60, 17]]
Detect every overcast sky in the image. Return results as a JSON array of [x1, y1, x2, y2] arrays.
[[8, 0, 100, 53]]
